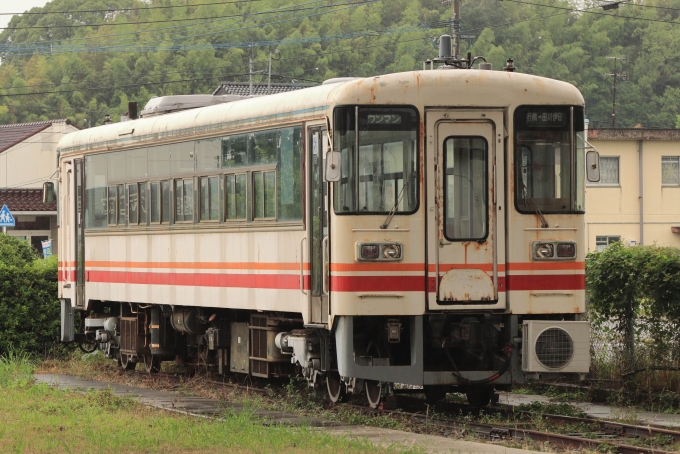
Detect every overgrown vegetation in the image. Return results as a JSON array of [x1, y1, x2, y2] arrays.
[[1, 352, 404, 453], [1, 0, 680, 129], [587, 242, 680, 407], [0, 235, 60, 357]]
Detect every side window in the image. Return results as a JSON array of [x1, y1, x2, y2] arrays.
[[128, 183, 138, 225], [139, 183, 148, 225], [107, 186, 117, 226], [161, 180, 171, 224], [175, 178, 194, 222], [253, 170, 276, 220], [443, 136, 487, 241], [225, 173, 247, 221], [150, 182, 161, 224], [199, 176, 220, 221], [117, 184, 125, 226]]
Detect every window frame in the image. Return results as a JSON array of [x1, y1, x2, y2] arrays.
[[83, 124, 304, 231], [588, 156, 620, 187], [662, 156, 680, 187], [252, 165, 278, 221], [199, 175, 221, 223], [331, 104, 421, 216], [442, 135, 489, 242], [596, 235, 621, 252]]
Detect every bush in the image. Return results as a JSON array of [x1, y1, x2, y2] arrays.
[[587, 243, 680, 387], [0, 236, 59, 356]]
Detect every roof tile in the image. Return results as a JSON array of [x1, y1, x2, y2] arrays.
[[0, 189, 56, 212], [0, 119, 72, 154]]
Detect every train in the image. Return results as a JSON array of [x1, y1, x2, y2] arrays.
[[53, 43, 600, 408]]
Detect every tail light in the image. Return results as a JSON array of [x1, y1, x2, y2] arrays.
[[557, 243, 576, 258], [356, 242, 403, 262]]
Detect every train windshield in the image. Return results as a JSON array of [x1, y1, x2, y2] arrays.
[[333, 106, 419, 214], [514, 106, 586, 214]]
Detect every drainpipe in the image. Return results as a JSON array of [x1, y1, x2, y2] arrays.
[[639, 140, 643, 245]]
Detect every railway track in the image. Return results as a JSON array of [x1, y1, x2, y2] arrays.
[[126, 369, 680, 453]]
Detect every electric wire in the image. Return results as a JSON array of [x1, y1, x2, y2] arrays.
[[0, 0, 375, 30], [0, 0, 268, 16]]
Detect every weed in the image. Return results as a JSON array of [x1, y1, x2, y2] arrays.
[[516, 401, 587, 418]]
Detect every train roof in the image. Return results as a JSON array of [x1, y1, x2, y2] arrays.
[[57, 70, 584, 156]]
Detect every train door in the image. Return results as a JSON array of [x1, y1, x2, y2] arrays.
[[426, 110, 506, 310], [74, 158, 85, 307], [308, 128, 329, 324]]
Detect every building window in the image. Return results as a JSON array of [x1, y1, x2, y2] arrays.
[[596, 235, 620, 252], [662, 156, 680, 185], [594, 156, 619, 185]]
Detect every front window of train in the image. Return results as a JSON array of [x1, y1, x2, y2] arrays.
[[514, 106, 586, 214], [333, 106, 419, 214]]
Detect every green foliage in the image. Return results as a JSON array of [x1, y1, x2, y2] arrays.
[[0, 0, 678, 128], [0, 238, 59, 356], [587, 243, 680, 365]]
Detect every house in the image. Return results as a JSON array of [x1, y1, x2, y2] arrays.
[[586, 128, 680, 251], [0, 119, 79, 255]]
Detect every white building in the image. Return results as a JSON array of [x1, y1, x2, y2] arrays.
[[0, 119, 79, 255]]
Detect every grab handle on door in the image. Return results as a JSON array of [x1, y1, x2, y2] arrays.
[[300, 236, 307, 295], [322, 236, 329, 295]]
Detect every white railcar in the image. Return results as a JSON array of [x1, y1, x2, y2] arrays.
[[56, 64, 597, 406]]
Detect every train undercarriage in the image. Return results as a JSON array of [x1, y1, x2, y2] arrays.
[[65, 299, 582, 408]]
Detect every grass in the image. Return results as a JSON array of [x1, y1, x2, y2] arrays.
[[4, 351, 412, 454]]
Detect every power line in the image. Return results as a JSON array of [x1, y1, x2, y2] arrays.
[[0, 73, 251, 98], [1, 0, 330, 46], [0, 0, 375, 30], [0, 0, 267, 16], [504, 0, 680, 26]]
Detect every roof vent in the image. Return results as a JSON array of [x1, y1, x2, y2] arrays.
[[140, 94, 249, 117], [479, 62, 493, 70]]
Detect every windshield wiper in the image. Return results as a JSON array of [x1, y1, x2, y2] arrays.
[[380, 181, 408, 229], [523, 186, 549, 228]]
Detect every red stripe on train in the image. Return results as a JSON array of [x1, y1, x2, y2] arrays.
[[64, 270, 584, 292], [87, 270, 310, 290]]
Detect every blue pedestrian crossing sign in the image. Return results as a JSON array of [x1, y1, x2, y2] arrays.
[[0, 205, 15, 227]]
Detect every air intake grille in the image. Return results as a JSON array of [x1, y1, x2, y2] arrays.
[[535, 327, 574, 369]]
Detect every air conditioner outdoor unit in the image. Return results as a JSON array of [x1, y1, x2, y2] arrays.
[[522, 321, 590, 373]]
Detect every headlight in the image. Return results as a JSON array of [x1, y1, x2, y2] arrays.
[[356, 242, 403, 261], [383, 244, 401, 259], [535, 243, 554, 258]]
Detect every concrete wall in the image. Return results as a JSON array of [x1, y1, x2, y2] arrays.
[[586, 129, 680, 251]]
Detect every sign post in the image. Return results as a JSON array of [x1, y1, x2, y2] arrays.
[[0, 205, 15, 234]]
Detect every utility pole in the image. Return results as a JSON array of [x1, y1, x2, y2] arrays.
[[249, 45, 254, 96], [606, 56, 627, 128], [452, 0, 461, 59]]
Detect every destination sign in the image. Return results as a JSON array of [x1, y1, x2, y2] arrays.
[[524, 110, 567, 128]]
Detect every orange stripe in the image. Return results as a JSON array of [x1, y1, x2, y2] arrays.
[[506, 262, 585, 271], [86, 261, 310, 271], [331, 263, 425, 272]]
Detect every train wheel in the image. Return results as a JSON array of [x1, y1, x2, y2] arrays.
[[326, 371, 343, 403], [143, 355, 162, 374], [120, 353, 136, 371], [365, 380, 382, 408], [466, 385, 494, 407], [79, 342, 98, 354]]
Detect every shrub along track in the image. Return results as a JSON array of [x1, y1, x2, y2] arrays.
[[117, 369, 680, 453]]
